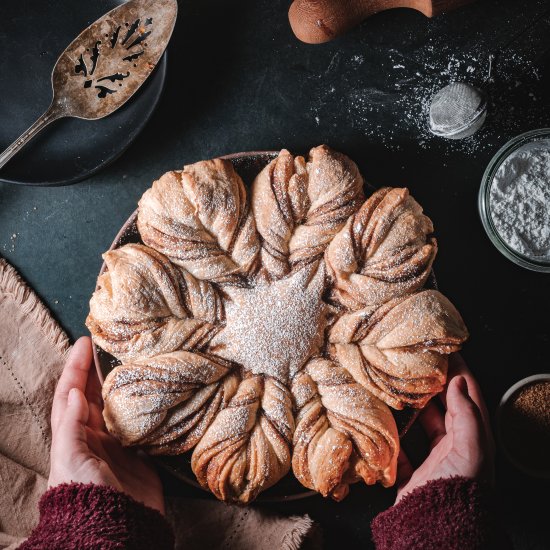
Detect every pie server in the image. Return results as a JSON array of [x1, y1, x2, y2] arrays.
[[0, 0, 177, 172]]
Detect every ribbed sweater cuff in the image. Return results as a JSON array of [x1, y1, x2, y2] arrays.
[[371, 476, 504, 550], [19, 483, 174, 550]]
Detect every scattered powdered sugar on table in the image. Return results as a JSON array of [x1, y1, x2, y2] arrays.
[[489, 139, 550, 260], [309, 39, 544, 153]]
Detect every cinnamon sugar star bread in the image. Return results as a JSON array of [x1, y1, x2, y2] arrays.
[[87, 145, 468, 504]]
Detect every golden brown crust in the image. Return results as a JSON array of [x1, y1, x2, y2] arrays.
[[330, 290, 469, 409], [137, 160, 260, 284], [325, 187, 437, 311], [86, 244, 221, 362], [291, 358, 398, 500], [252, 149, 309, 280], [253, 146, 364, 281], [290, 145, 365, 268], [102, 351, 238, 452], [191, 375, 294, 504]]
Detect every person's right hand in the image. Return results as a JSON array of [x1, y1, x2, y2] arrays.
[[395, 354, 494, 503]]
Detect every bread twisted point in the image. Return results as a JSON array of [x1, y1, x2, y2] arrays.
[[330, 290, 468, 409], [253, 145, 364, 280], [102, 351, 238, 453], [326, 187, 437, 311], [137, 160, 260, 284], [191, 375, 294, 503], [292, 358, 398, 501], [87, 244, 221, 362], [88, 146, 468, 504]]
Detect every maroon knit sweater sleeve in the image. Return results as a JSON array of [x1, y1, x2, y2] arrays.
[[371, 476, 510, 550], [18, 483, 174, 550]]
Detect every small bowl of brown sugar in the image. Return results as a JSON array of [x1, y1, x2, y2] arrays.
[[497, 374, 550, 478]]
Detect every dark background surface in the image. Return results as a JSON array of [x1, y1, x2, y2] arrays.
[[1, 0, 550, 548]]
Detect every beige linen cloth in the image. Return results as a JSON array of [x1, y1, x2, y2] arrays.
[[0, 258, 318, 550]]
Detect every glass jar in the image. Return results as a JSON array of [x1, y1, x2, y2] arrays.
[[478, 128, 550, 273]]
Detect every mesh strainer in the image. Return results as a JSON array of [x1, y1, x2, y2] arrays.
[[428, 81, 488, 139]]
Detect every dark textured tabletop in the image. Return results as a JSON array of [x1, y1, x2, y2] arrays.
[[1, 1, 550, 548]]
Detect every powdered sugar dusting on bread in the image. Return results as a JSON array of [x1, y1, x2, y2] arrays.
[[211, 263, 328, 383]]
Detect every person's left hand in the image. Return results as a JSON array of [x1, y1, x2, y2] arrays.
[[48, 337, 165, 514]]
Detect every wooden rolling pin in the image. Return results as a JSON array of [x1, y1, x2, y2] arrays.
[[288, 0, 477, 44]]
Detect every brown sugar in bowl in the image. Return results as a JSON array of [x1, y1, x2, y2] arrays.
[[497, 374, 550, 479]]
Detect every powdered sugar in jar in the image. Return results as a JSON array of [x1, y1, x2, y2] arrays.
[[479, 129, 550, 272]]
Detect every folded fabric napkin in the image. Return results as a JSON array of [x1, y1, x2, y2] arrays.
[[0, 257, 318, 550]]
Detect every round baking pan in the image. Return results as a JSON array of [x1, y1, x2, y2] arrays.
[[92, 151, 425, 501]]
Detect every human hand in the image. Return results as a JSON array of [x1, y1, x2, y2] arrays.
[[395, 354, 495, 503], [48, 337, 165, 514]]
